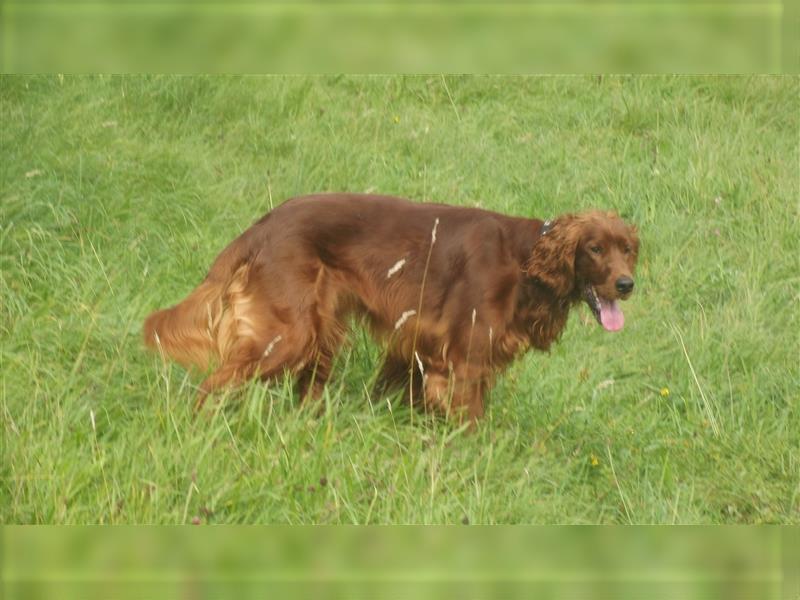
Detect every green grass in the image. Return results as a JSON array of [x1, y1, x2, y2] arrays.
[[1, 75, 798, 524]]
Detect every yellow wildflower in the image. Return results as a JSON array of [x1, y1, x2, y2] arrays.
[[660, 387, 670, 397], [590, 454, 600, 467]]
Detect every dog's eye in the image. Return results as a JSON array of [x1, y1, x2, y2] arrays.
[[590, 246, 602, 254]]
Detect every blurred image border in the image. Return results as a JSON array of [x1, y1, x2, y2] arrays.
[[0, 0, 797, 73], [2, 526, 798, 599]]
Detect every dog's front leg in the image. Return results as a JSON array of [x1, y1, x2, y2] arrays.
[[449, 374, 486, 429], [424, 367, 486, 430]]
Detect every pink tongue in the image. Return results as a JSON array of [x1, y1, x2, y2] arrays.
[[599, 298, 624, 331]]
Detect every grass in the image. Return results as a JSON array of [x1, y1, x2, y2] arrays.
[[1, 75, 798, 524]]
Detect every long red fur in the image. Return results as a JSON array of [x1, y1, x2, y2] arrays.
[[144, 193, 639, 424]]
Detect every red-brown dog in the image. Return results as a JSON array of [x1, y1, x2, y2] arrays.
[[144, 193, 639, 425]]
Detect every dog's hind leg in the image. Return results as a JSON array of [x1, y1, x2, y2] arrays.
[[296, 351, 333, 405], [196, 329, 314, 410], [195, 345, 261, 410], [293, 267, 353, 406], [296, 315, 348, 406]]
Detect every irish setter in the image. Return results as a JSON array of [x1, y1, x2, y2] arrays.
[[144, 193, 639, 425]]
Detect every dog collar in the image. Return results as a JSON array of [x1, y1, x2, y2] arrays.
[[540, 219, 554, 236]]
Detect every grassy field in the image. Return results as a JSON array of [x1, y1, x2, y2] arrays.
[[1, 75, 797, 524]]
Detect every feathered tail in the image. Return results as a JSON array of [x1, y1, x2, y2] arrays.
[[143, 241, 254, 371], [142, 279, 227, 371]]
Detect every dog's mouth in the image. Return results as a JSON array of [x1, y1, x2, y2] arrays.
[[583, 285, 625, 332]]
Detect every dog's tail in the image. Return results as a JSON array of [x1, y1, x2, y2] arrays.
[[143, 243, 254, 371]]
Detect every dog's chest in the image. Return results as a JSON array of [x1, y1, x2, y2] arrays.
[[492, 326, 531, 365]]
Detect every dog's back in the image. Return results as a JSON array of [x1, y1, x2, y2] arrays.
[[143, 193, 537, 415]]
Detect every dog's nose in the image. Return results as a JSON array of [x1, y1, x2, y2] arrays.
[[615, 276, 634, 294]]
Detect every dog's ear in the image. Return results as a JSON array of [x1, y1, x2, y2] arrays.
[[526, 215, 581, 297]]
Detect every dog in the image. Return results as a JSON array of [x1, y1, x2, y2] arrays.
[[143, 193, 639, 425]]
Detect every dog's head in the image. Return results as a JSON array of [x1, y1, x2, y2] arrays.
[[526, 211, 639, 331]]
